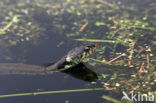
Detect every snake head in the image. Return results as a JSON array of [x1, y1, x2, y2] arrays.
[[46, 43, 98, 71], [66, 43, 98, 63], [54, 43, 98, 71]]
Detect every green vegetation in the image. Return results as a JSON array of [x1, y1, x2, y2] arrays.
[[0, 0, 155, 102]]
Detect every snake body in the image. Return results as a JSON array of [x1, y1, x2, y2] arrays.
[[0, 43, 98, 75]]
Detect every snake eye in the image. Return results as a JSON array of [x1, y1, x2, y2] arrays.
[[84, 47, 89, 51]]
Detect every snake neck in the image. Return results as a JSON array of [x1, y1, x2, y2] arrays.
[[45, 63, 58, 71], [45, 56, 70, 72]]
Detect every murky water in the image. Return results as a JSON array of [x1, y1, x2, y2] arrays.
[[0, 31, 104, 103], [0, 0, 155, 103], [0, 37, 104, 103]]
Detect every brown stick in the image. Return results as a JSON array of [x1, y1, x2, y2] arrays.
[[128, 43, 135, 66], [146, 53, 150, 69], [96, 0, 114, 8], [109, 53, 126, 63], [138, 63, 144, 74], [79, 22, 88, 32], [135, 48, 148, 57]]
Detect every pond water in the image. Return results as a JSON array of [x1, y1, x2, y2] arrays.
[[0, 0, 155, 103], [0, 30, 105, 103]]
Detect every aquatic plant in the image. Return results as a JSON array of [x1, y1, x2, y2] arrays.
[[0, 0, 155, 102]]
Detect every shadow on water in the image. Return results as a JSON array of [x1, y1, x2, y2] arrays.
[[0, 62, 98, 82], [62, 63, 98, 82], [43, 62, 98, 82]]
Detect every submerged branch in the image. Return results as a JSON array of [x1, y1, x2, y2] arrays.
[[74, 38, 115, 43], [88, 58, 124, 66], [101, 95, 121, 103], [0, 88, 105, 98], [136, 26, 156, 31], [0, 16, 18, 35], [96, 0, 117, 9], [109, 53, 126, 63]]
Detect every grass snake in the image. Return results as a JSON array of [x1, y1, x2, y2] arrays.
[[0, 43, 98, 75]]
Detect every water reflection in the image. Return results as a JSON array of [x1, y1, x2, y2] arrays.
[[62, 63, 98, 82], [0, 62, 98, 82]]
